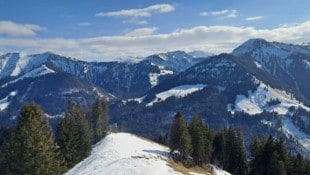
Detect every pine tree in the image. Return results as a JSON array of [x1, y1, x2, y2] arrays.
[[3, 103, 66, 175], [188, 115, 211, 165], [169, 112, 192, 160], [91, 99, 109, 143], [56, 101, 92, 168]]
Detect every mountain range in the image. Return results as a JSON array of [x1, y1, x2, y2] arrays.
[[0, 38, 309, 157]]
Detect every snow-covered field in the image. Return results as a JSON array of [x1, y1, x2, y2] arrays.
[[147, 84, 207, 106], [65, 133, 181, 175], [227, 82, 310, 115], [66, 132, 229, 175]]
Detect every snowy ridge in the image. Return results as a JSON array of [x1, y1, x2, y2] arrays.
[[147, 84, 207, 106], [0, 53, 52, 79], [65, 133, 180, 175], [66, 133, 228, 175], [146, 51, 196, 72], [232, 39, 310, 75], [228, 80, 310, 115], [1, 65, 55, 88]]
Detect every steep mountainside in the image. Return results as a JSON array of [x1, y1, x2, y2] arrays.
[[232, 39, 310, 105]]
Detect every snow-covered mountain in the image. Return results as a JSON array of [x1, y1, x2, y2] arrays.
[[232, 38, 310, 105], [1, 38, 310, 157], [65, 132, 229, 175]]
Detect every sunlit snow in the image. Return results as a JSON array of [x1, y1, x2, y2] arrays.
[[228, 81, 310, 115], [147, 84, 207, 106], [65, 133, 181, 175], [0, 91, 17, 111]]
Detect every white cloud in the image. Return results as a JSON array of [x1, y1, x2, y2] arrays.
[[95, 4, 174, 18], [200, 9, 237, 19], [246, 16, 263, 21], [122, 19, 148, 25], [125, 27, 158, 37], [78, 22, 91, 26], [1, 21, 310, 61], [0, 21, 44, 37]]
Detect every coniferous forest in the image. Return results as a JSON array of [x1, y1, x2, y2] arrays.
[[166, 112, 310, 175], [0, 99, 109, 175], [0, 103, 309, 175]]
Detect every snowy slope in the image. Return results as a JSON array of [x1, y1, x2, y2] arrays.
[[228, 80, 310, 115], [66, 133, 228, 175], [146, 51, 196, 72], [146, 84, 207, 106], [1, 65, 55, 88], [65, 133, 181, 175], [0, 91, 17, 111]]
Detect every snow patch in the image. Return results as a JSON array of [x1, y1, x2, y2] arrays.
[[149, 68, 174, 87], [0, 90, 17, 111], [228, 81, 310, 115], [43, 113, 65, 119], [210, 165, 231, 175], [280, 117, 310, 154], [254, 61, 262, 68], [303, 60, 310, 69], [147, 84, 207, 106], [65, 133, 181, 175]]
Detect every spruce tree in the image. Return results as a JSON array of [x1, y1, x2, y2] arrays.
[[91, 99, 109, 143], [56, 101, 92, 168], [3, 103, 66, 175], [169, 112, 192, 160], [188, 115, 211, 165]]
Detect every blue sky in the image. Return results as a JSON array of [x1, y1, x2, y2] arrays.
[[1, 0, 310, 61]]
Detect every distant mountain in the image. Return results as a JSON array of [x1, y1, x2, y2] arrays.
[[187, 50, 214, 58], [232, 38, 310, 105], [1, 39, 310, 157]]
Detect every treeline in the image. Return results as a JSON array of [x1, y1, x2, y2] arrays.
[[165, 112, 310, 175], [0, 99, 108, 175]]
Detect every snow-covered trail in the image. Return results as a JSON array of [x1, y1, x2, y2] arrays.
[[65, 133, 180, 175]]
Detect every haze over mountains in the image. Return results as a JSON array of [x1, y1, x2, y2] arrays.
[[0, 38, 309, 157]]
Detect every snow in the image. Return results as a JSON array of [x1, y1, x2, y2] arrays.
[[187, 50, 213, 58], [280, 117, 310, 154], [303, 60, 310, 69], [228, 81, 310, 115], [147, 84, 207, 106], [1, 65, 55, 87], [127, 95, 146, 104], [0, 90, 17, 111], [210, 165, 231, 175], [65, 133, 181, 175], [254, 61, 262, 68], [146, 51, 195, 72], [149, 67, 174, 87], [43, 113, 65, 119]]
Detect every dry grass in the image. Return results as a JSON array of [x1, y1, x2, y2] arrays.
[[167, 159, 214, 175]]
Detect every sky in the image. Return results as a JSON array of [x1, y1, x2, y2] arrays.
[[0, 0, 310, 61]]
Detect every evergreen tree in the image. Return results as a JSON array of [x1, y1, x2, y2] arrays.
[[169, 112, 192, 160], [91, 99, 109, 143], [212, 131, 225, 167], [56, 101, 92, 168], [3, 103, 66, 175], [188, 115, 211, 165]]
